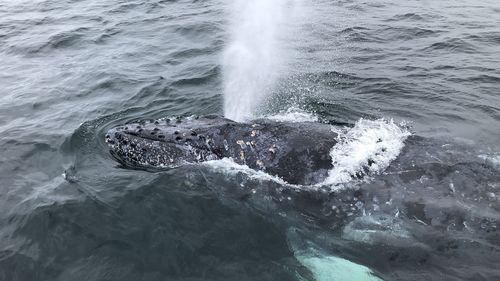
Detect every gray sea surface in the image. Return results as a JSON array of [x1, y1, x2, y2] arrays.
[[1, 0, 499, 280]]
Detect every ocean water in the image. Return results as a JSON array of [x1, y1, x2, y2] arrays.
[[1, 0, 500, 280]]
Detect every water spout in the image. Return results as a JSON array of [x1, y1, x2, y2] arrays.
[[222, 0, 294, 121]]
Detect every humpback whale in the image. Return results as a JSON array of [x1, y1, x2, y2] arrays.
[[105, 115, 339, 185], [103, 115, 500, 280]]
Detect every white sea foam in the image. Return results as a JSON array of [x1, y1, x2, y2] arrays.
[[479, 153, 500, 169], [202, 157, 290, 186], [324, 119, 410, 186], [262, 107, 318, 123]]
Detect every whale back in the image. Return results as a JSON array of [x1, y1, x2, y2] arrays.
[[206, 120, 337, 185]]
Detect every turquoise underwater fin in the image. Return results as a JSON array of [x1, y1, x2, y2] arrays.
[[287, 229, 383, 281]]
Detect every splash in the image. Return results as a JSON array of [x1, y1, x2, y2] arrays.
[[262, 107, 318, 123], [324, 119, 410, 186], [479, 153, 500, 169], [202, 158, 290, 186], [222, 0, 297, 121]]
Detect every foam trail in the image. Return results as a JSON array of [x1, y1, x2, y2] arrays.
[[223, 0, 295, 121]]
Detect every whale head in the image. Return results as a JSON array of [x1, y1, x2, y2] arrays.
[[105, 116, 232, 168]]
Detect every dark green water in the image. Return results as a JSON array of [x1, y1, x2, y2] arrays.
[[1, 0, 499, 280]]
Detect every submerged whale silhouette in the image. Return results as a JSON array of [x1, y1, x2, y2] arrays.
[[106, 115, 341, 185]]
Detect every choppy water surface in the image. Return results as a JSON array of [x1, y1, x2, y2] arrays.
[[1, 0, 500, 280]]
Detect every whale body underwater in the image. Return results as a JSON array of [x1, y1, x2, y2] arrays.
[[104, 115, 500, 280], [106, 115, 341, 185]]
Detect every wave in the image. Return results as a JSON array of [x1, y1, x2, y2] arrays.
[[325, 119, 410, 186]]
